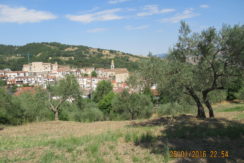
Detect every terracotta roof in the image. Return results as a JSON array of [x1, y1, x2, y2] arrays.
[[151, 89, 160, 96], [114, 87, 125, 93], [78, 77, 107, 80], [7, 79, 16, 82], [5, 72, 17, 74], [47, 76, 56, 79], [15, 76, 33, 79], [15, 71, 27, 73], [114, 68, 128, 74], [96, 68, 105, 70], [121, 82, 128, 87], [14, 87, 36, 96], [104, 69, 116, 72], [112, 80, 116, 84], [98, 68, 128, 74]]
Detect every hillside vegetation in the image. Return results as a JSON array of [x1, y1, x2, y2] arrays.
[[0, 42, 145, 71]]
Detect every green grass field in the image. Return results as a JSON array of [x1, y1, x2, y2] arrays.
[[0, 102, 243, 163]]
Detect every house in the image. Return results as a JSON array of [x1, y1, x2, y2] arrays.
[[0, 70, 5, 76], [14, 76, 36, 86], [0, 71, 7, 80]]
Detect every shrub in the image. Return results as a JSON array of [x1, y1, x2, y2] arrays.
[[235, 87, 244, 100], [60, 102, 104, 122], [98, 91, 115, 116], [15, 89, 53, 122], [79, 107, 104, 122], [0, 88, 24, 125], [59, 103, 78, 121], [112, 90, 153, 120]]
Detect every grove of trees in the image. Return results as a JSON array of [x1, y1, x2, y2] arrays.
[[131, 22, 244, 118], [0, 76, 154, 125]]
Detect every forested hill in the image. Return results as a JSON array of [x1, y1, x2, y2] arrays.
[[0, 42, 146, 71]]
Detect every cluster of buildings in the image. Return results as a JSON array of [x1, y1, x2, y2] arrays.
[[0, 60, 129, 95]]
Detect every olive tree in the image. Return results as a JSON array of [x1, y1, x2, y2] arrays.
[[92, 80, 113, 103], [162, 22, 244, 118], [47, 75, 81, 120]]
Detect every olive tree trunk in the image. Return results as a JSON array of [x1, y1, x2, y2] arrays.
[[202, 90, 215, 118], [186, 87, 206, 118], [54, 111, 59, 121]]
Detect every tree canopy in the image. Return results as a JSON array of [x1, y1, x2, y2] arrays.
[[112, 90, 153, 120], [159, 22, 244, 118], [92, 80, 113, 103], [47, 75, 81, 120]]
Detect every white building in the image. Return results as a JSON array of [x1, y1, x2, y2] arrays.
[[5, 71, 29, 79], [77, 77, 107, 92]]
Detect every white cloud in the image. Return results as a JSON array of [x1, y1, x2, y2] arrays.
[[108, 0, 130, 4], [161, 9, 199, 23], [137, 5, 175, 17], [200, 4, 209, 8], [125, 25, 149, 30], [0, 4, 56, 23], [66, 8, 123, 23], [87, 28, 107, 33]]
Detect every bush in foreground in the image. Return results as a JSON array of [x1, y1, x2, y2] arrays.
[[112, 90, 153, 120]]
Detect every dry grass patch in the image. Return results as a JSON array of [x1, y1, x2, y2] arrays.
[[64, 47, 78, 51], [0, 120, 130, 138], [0, 120, 166, 163]]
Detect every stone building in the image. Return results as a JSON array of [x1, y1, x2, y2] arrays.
[[22, 62, 58, 73], [96, 60, 129, 83], [114, 68, 129, 83]]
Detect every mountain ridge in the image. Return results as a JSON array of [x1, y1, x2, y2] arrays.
[[0, 42, 146, 71]]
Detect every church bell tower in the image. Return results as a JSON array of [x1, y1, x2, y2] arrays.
[[111, 59, 115, 69]]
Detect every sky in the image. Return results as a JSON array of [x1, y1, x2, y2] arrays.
[[0, 0, 243, 56]]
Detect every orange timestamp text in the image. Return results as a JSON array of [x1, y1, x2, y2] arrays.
[[169, 150, 229, 158]]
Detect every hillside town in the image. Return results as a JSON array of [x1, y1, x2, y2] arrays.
[[0, 60, 129, 96]]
